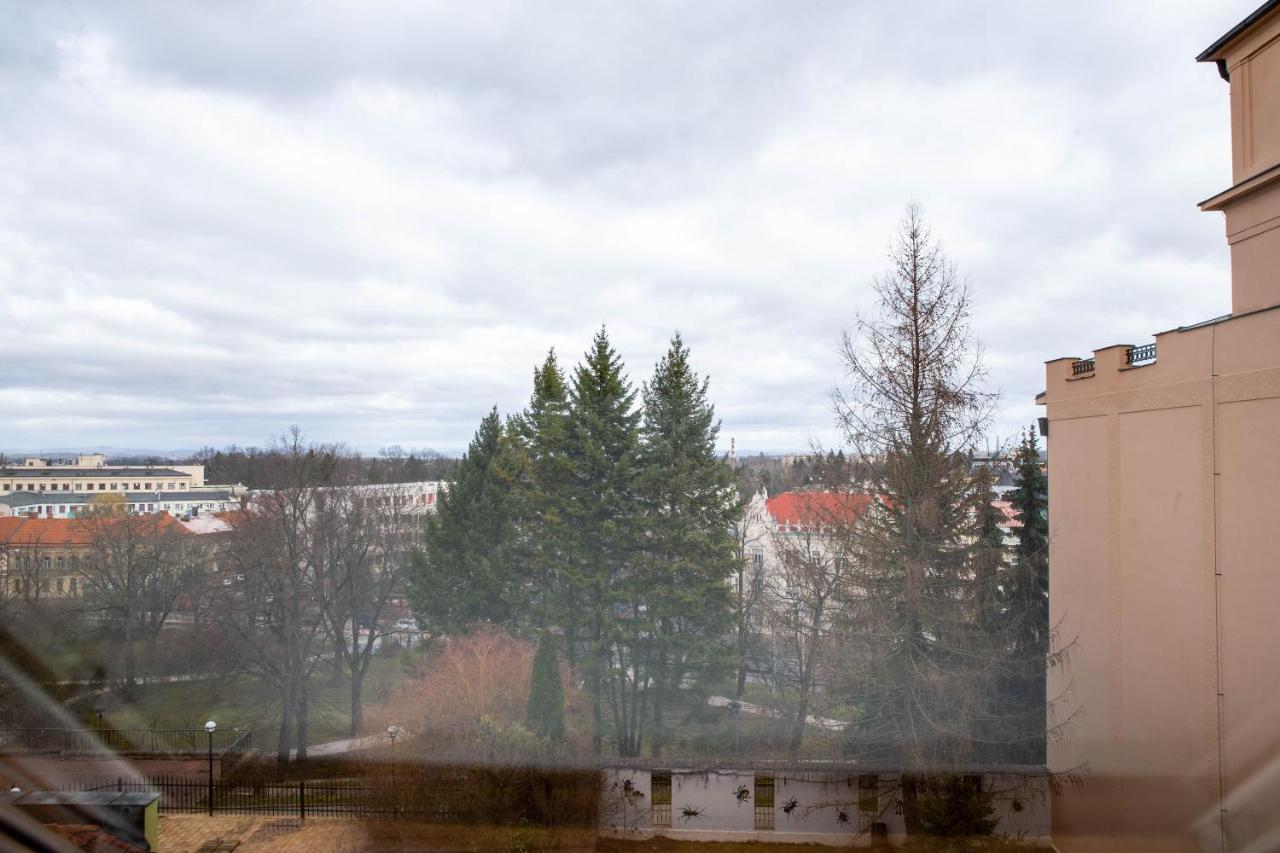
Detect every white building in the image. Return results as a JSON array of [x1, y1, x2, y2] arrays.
[[0, 453, 207, 493], [0, 489, 239, 519]]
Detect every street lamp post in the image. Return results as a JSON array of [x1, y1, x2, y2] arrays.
[[204, 720, 217, 817], [386, 725, 400, 815]]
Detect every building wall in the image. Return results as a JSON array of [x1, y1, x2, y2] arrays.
[[1043, 306, 1280, 852], [0, 473, 196, 494], [1200, 4, 1280, 315], [602, 767, 1050, 846]]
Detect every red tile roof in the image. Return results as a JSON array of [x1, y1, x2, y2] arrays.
[[766, 491, 872, 526], [0, 513, 189, 547]]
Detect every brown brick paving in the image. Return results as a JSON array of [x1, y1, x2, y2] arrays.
[[157, 815, 598, 851]]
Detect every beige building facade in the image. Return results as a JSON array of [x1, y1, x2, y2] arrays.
[[0, 454, 205, 494], [1041, 4, 1280, 851]]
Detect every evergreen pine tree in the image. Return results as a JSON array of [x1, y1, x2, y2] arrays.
[[408, 407, 521, 633], [510, 351, 575, 635], [1006, 426, 1049, 763], [562, 328, 642, 755], [635, 333, 739, 757], [526, 630, 567, 741]]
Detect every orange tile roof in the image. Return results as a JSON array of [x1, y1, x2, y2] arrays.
[[0, 516, 27, 542], [766, 491, 873, 526], [0, 512, 189, 547]]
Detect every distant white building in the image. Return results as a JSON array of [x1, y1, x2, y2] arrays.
[[0, 489, 239, 519], [1, 453, 207, 493], [352, 481, 442, 516]]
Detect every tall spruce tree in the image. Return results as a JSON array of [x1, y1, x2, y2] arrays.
[[562, 328, 642, 755], [633, 334, 739, 757], [833, 205, 1001, 831], [510, 351, 575, 635], [526, 630, 567, 741], [409, 407, 521, 633], [1006, 426, 1049, 763]]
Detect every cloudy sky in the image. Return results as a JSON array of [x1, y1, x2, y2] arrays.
[[0, 1, 1255, 455]]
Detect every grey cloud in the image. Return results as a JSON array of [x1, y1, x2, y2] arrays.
[[0, 0, 1259, 453]]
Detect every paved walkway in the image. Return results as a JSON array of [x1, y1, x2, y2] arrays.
[[159, 816, 372, 852], [707, 695, 848, 731], [157, 815, 597, 851], [290, 734, 383, 759]]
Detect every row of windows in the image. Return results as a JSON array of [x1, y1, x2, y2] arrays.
[[4, 574, 81, 596], [17, 501, 221, 517], [13, 555, 82, 571], [3, 480, 185, 492]]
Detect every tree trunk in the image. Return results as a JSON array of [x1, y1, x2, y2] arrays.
[[789, 690, 809, 754], [276, 678, 295, 764], [650, 671, 665, 759], [349, 667, 365, 737], [900, 774, 922, 836], [295, 681, 309, 762], [122, 617, 137, 699]]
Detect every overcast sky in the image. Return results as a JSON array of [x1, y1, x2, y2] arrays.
[[0, 1, 1256, 456]]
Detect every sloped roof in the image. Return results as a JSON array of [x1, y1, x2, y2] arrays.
[[766, 491, 872, 526], [0, 513, 190, 547]]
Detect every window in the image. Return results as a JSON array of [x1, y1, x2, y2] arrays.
[[651, 771, 671, 828], [751, 549, 764, 571], [754, 774, 774, 830], [858, 775, 878, 830], [57, 505, 66, 514], [87, 483, 95, 490], [62, 483, 70, 490], [99, 483, 106, 490], [69, 577, 77, 595], [56, 578, 63, 593], [57, 557, 64, 570], [144, 482, 151, 490]]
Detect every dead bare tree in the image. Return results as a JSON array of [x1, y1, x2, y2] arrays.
[[217, 428, 343, 761], [76, 507, 197, 697], [731, 489, 770, 718], [831, 204, 1011, 832], [763, 492, 863, 754], [313, 483, 414, 736]]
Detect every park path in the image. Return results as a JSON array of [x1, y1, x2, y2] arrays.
[[707, 695, 848, 731], [291, 734, 384, 758]]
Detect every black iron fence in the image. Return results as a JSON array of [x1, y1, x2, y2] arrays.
[[60, 774, 455, 820], [1071, 358, 1095, 375], [0, 727, 245, 756], [1126, 342, 1157, 365]]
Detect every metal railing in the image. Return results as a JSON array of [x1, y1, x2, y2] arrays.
[[1126, 342, 1157, 365], [0, 727, 245, 756], [1071, 358, 1095, 375], [59, 775, 456, 820], [219, 729, 254, 778]]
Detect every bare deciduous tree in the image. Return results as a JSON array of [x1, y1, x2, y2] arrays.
[[831, 204, 1010, 831], [77, 507, 197, 697], [314, 483, 414, 736], [762, 492, 862, 754]]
